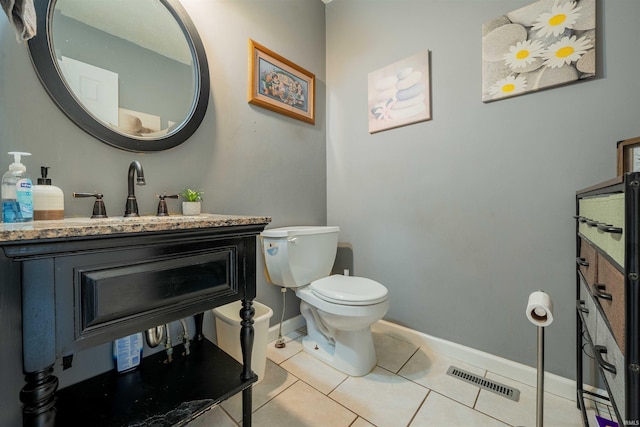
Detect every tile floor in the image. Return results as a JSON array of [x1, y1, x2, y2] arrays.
[[188, 328, 605, 427]]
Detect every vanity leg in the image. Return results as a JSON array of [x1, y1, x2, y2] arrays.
[[240, 299, 255, 427], [20, 367, 58, 427], [194, 312, 205, 341], [242, 386, 253, 427], [21, 259, 58, 427]]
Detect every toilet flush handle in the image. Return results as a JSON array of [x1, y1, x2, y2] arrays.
[[288, 237, 298, 244]]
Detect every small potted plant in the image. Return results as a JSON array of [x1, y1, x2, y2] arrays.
[[180, 188, 203, 216]]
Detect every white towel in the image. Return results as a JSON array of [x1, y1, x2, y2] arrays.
[[1, 0, 36, 42]]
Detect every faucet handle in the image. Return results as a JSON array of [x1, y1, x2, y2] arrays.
[[156, 194, 179, 216], [73, 192, 108, 218]]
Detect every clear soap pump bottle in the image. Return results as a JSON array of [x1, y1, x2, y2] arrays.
[[1, 151, 33, 223]]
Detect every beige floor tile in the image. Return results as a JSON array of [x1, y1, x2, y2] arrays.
[[267, 333, 303, 365], [398, 346, 484, 407], [474, 372, 583, 427], [187, 332, 591, 426], [252, 380, 357, 427], [184, 405, 237, 427], [410, 392, 509, 427], [280, 351, 348, 394], [373, 332, 419, 373], [221, 359, 297, 421], [329, 366, 429, 427]]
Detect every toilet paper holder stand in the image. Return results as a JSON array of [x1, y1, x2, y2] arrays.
[[527, 291, 554, 427]]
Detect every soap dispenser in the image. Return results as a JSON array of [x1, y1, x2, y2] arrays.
[[33, 166, 64, 220], [1, 151, 33, 223]]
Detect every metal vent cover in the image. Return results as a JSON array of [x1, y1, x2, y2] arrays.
[[446, 366, 520, 402]]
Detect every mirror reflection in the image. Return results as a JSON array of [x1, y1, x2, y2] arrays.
[[51, 0, 196, 139]]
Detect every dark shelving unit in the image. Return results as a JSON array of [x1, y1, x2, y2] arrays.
[[575, 173, 640, 426]]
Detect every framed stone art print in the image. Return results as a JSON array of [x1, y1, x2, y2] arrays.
[[368, 51, 431, 134]]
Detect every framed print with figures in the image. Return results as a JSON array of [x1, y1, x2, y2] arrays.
[[248, 39, 315, 125]]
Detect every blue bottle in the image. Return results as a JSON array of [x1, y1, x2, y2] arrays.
[[2, 152, 33, 223], [113, 333, 143, 373]]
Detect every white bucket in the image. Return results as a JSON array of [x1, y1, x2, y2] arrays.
[[212, 300, 273, 383]]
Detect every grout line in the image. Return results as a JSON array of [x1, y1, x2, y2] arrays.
[[328, 371, 349, 395], [253, 373, 301, 415], [347, 417, 361, 427], [471, 386, 481, 409], [395, 343, 421, 374], [246, 377, 301, 422], [218, 405, 240, 427], [266, 337, 304, 365], [406, 389, 430, 427], [294, 375, 363, 423]]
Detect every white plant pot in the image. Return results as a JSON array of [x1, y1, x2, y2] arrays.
[[182, 201, 201, 216]]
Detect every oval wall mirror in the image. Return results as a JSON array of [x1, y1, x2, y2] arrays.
[[28, 0, 209, 152]]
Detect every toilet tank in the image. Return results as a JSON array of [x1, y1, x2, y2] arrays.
[[261, 226, 339, 288]]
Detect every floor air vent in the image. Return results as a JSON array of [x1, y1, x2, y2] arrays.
[[446, 366, 520, 402]]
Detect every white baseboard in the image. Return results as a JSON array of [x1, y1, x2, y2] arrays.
[[371, 319, 607, 402], [268, 314, 306, 343]]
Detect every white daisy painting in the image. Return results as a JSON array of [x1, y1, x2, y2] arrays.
[[368, 51, 431, 133], [482, 0, 595, 102]]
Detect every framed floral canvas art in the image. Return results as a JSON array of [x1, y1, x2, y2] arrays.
[[482, 0, 595, 102]]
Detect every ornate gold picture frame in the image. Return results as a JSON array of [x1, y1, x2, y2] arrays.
[[248, 39, 315, 125]]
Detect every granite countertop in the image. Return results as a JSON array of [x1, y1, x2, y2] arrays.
[[0, 214, 272, 242]]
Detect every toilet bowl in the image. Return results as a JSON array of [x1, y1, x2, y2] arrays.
[[261, 226, 389, 376]]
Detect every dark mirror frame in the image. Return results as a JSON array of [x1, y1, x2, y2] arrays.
[[27, 0, 210, 152]]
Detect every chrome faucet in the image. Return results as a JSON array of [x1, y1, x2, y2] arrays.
[[124, 161, 146, 217]]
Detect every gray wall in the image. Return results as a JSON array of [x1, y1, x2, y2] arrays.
[[0, 1, 325, 425], [0, 0, 325, 320], [325, 0, 640, 380]]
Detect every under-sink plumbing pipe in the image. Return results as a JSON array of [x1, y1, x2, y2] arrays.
[[164, 323, 173, 363], [274, 288, 287, 349], [146, 325, 165, 348], [145, 318, 192, 361], [179, 318, 190, 356]]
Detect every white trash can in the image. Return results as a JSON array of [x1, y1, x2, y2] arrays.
[[212, 300, 273, 383]]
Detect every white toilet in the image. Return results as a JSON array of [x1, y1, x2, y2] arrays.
[[261, 226, 389, 376]]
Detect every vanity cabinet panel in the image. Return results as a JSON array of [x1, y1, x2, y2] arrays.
[[79, 250, 233, 330], [578, 276, 597, 344], [0, 217, 270, 427], [580, 268, 626, 422], [575, 175, 640, 426], [578, 194, 624, 267], [54, 238, 243, 355], [578, 239, 598, 287], [595, 311, 626, 420], [596, 254, 626, 353]]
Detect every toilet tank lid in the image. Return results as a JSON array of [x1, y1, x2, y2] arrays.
[[261, 226, 340, 238]]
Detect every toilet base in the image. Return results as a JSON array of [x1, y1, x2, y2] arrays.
[[301, 327, 377, 377]]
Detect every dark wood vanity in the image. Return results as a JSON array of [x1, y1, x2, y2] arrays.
[[0, 214, 270, 426]]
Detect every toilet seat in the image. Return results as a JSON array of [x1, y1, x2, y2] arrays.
[[310, 275, 388, 306]]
